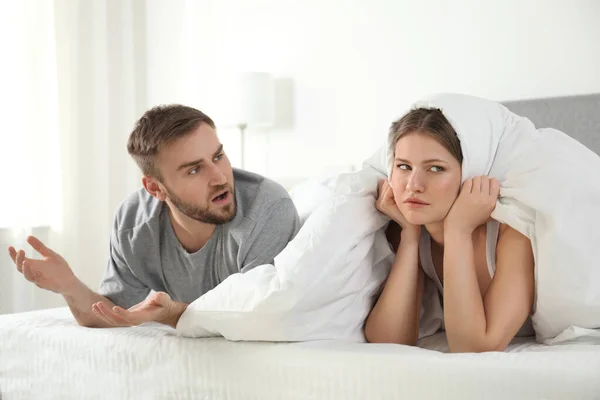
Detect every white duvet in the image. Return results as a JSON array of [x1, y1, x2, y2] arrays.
[[177, 93, 600, 344]]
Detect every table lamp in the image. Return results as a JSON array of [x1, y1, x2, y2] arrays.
[[235, 72, 275, 168]]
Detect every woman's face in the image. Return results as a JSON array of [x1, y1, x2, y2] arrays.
[[390, 131, 462, 226]]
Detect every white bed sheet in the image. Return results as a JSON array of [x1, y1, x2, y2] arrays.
[[1, 307, 599, 400]]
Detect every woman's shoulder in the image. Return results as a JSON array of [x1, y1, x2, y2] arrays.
[[495, 221, 533, 255], [497, 222, 528, 240]]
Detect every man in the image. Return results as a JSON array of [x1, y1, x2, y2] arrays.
[[8, 104, 300, 329]]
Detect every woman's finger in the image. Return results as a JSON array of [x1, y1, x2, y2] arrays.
[[472, 176, 482, 194], [461, 179, 473, 195], [383, 182, 394, 200], [481, 176, 490, 196], [377, 179, 386, 196], [490, 178, 500, 198]]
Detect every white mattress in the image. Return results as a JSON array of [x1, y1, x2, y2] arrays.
[[1, 307, 599, 400]]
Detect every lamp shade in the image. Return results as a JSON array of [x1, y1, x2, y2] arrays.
[[236, 72, 275, 127]]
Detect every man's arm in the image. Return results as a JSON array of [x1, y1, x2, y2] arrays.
[[9, 235, 117, 328], [240, 197, 301, 270], [64, 280, 118, 328], [81, 227, 151, 327], [96, 228, 151, 311]]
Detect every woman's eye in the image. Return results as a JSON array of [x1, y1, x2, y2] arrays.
[[430, 166, 444, 172], [397, 164, 410, 170]]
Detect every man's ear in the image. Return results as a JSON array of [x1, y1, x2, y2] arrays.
[[142, 175, 168, 201]]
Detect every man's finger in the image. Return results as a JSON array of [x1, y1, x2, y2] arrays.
[[96, 302, 133, 326], [94, 303, 119, 325], [128, 302, 146, 312], [8, 247, 17, 263], [113, 306, 145, 325], [15, 250, 25, 273], [26, 236, 56, 258], [93, 302, 116, 325], [92, 304, 115, 326], [107, 308, 136, 326], [93, 303, 124, 326], [153, 291, 171, 304]]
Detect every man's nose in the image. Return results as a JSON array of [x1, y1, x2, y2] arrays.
[[208, 163, 227, 186]]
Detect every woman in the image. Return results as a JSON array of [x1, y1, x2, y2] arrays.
[[364, 108, 535, 353]]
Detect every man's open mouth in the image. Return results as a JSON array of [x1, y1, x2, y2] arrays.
[[212, 191, 229, 202]]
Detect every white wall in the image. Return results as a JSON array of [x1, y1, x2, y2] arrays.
[[146, 0, 600, 183]]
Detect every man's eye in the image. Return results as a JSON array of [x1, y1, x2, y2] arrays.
[[430, 166, 444, 172], [189, 167, 199, 175], [214, 153, 224, 162]]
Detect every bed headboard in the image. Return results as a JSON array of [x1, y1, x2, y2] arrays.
[[502, 94, 600, 155]]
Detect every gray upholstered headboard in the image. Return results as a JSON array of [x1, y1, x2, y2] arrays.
[[502, 94, 600, 156]]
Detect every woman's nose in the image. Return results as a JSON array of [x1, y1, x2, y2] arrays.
[[406, 171, 425, 193]]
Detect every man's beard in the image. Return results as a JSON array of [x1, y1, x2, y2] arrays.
[[165, 184, 237, 225]]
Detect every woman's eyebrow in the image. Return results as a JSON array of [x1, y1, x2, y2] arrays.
[[394, 157, 448, 164]]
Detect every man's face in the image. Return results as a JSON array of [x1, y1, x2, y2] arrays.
[[154, 123, 236, 225]]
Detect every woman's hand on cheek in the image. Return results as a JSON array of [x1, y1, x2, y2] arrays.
[[444, 176, 500, 234], [376, 179, 421, 239]]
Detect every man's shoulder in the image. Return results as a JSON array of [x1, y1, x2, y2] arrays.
[[234, 168, 291, 203], [233, 169, 295, 221], [113, 187, 164, 234]]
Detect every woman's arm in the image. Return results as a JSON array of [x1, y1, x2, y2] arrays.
[[443, 224, 535, 352], [365, 231, 424, 345]]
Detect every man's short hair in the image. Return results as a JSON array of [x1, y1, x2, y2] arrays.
[[127, 104, 216, 179]]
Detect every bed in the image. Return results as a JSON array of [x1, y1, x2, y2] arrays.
[[1, 93, 600, 400]]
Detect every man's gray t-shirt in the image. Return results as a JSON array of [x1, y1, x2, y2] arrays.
[[98, 169, 301, 309]]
